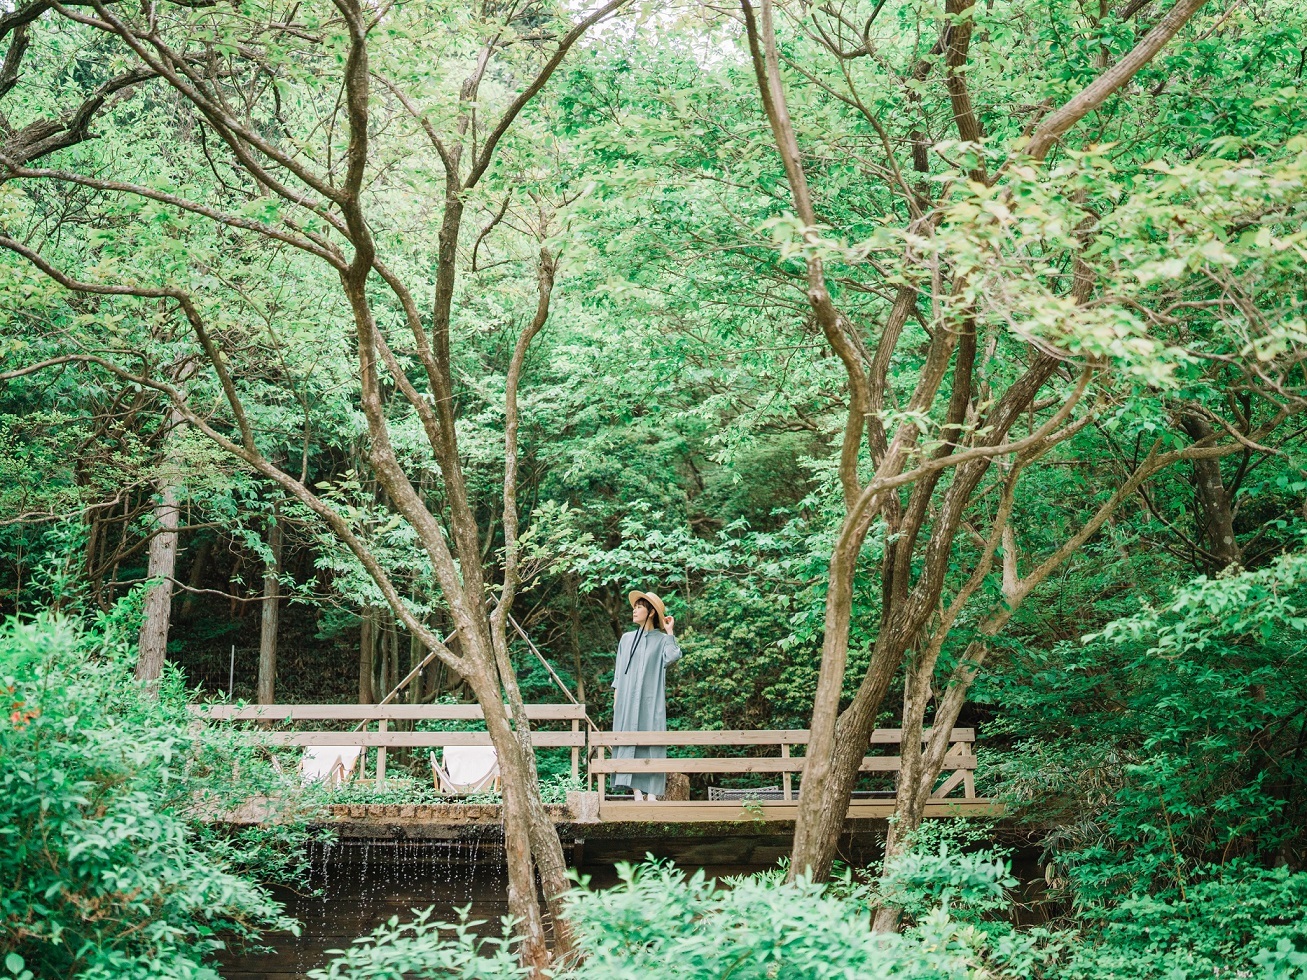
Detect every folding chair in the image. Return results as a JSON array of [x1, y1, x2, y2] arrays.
[[430, 745, 500, 795], [300, 745, 362, 788]]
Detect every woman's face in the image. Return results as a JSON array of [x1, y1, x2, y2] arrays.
[[632, 601, 649, 627]]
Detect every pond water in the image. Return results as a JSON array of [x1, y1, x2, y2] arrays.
[[221, 834, 510, 980], [218, 830, 1052, 978]]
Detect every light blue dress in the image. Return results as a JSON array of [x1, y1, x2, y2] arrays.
[[611, 628, 682, 796]]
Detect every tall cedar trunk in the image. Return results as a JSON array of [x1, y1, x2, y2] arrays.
[[358, 606, 376, 703], [1180, 414, 1242, 569], [387, 616, 400, 702], [224, 549, 244, 618], [136, 404, 185, 686], [257, 510, 283, 705]]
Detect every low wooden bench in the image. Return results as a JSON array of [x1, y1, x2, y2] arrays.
[[588, 727, 977, 805], [192, 703, 588, 783]]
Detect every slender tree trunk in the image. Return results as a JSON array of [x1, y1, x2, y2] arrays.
[[257, 507, 283, 705], [387, 616, 400, 701], [567, 572, 585, 703], [136, 404, 185, 687], [410, 631, 423, 704], [463, 667, 554, 973], [359, 605, 376, 704], [179, 536, 213, 621], [1180, 414, 1241, 570]]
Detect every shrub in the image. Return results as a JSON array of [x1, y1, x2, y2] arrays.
[[0, 615, 296, 980]]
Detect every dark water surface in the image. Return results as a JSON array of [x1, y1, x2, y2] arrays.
[[219, 830, 1051, 979], [221, 834, 510, 980]]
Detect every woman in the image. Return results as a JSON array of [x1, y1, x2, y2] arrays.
[[611, 589, 681, 801]]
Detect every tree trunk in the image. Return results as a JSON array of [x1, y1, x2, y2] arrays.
[[568, 572, 586, 703], [1180, 414, 1241, 570], [257, 509, 283, 705], [788, 538, 876, 878], [792, 636, 904, 880], [410, 630, 423, 705], [464, 667, 555, 973], [386, 615, 400, 701], [136, 406, 184, 687], [359, 606, 376, 703], [179, 536, 213, 621]]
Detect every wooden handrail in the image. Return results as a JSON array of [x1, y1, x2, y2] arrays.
[[195, 702, 589, 786], [193, 705, 979, 804], [590, 727, 981, 806], [266, 731, 585, 748], [589, 727, 974, 747], [588, 754, 976, 774], [192, 703, 587, 722]]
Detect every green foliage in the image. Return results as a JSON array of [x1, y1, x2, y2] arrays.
[[981, 551, 1307, 976], [1061, 864, 1307, 980], [558, 861, 997, 979], [2, 1, 1307, 974], [988, 550, 1307, 894], [312, 855, 1307, 980], [880, 844, 1018, 922], [312, 858, 1021, 980], [306, 909, 527, 980], [0, 616, 296, 980]]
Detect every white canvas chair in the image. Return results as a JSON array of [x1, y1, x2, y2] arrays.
[[300, 745, 362, 788], [429, 745, 500, 795]]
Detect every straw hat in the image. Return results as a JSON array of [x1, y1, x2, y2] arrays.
[[628, 589, 667, 623]]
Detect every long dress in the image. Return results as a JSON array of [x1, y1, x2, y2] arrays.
[[611, 627, 682, 796]]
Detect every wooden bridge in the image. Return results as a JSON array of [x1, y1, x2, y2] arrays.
[[194, 703, 997, 824]]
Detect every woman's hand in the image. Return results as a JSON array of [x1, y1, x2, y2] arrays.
[[663, 615, 675, 635]]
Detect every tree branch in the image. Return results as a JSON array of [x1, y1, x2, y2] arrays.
[[1022, 0, 1213, 163]]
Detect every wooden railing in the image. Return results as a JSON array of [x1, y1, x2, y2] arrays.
[[192, 703, 588, 783], [588, 727, 978, 803], [194, 705, 980, 806]]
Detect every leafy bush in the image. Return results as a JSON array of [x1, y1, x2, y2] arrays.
[[310, 854, 1307, 980], [1061, 863, 1307, 980], [558, 860, 994, 979], [879, 843, 1017, 923], [311, 857, 1019, 980], [0, 615, 296, 980], [987, 551, 1307, 888], [307, 909, 527, 980]]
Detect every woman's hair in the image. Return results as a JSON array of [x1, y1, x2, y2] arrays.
[[636, 598, 662, 630]]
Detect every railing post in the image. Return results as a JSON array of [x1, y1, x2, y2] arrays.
[[377, 718, 387, 787], [360, 721, 370, 783], [781, 742, 792, 801], [571, 716, 579, 783]]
